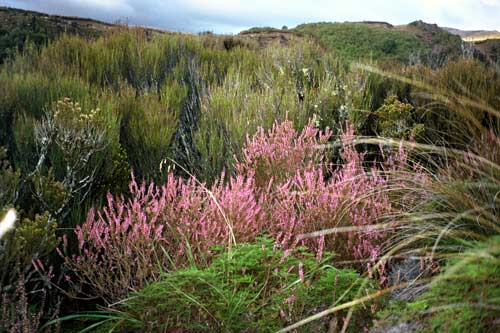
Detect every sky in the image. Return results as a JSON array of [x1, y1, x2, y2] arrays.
[[1, 0, 499, 34]]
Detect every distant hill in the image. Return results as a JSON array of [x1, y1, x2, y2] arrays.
[[290, 20, 464, 66], [293, 22, 430, 63], [443, 26, 500, 64], [241, 20, 499, 66], [444, 27, 500, 42], [238, 27, 303, 47], [1, 6, 498, 67], [0, 6, 169, 63], [0, 6, 114, 62]]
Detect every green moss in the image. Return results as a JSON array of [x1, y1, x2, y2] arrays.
[[96, 239, 373, 332]]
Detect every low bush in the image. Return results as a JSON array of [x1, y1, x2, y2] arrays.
[[62, 118, 411, 304], [79, 239, 373, 333]]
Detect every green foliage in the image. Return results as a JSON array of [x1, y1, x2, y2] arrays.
[[94, 144, 131, 197], [91, 239, 371, 332], [119, 82, 185, 182], [0, 147, 20, 207], [32, 169, 69, 213], [294, 23, 430, 63], [375, 95, 424, 139], [0, 210, 58, 288]]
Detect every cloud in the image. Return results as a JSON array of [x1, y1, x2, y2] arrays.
[[480, 0, 500, 6], [1, 0, 498, 33]]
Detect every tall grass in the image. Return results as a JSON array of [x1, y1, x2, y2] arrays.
[[279, 63, 500, 332]]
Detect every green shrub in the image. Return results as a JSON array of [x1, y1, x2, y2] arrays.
[[0, 147, 20, 207], [92, 239, 372, 332], [0, 210, 58, 288], [375, 95, 424, 139], [118, 82, 185, 182]]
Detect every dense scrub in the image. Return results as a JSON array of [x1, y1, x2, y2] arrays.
[[0, 27, 498, 332], [294, 22, 430, 63]]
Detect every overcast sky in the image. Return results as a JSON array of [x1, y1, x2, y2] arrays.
[[1, 0, 499, 33]]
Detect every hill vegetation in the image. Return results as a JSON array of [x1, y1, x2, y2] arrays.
[[243, 20, 499, 67], [0, 6, 170, 64], [0, 7, 499, 333], [294, 22, 430, 63], [0, 6, 113, 63]]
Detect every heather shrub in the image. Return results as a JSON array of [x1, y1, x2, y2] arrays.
[[236, 117, 332, 187], [62, 172, 267, 303], [0, 278, 50, 333], [64, 118, 404, 303], [269, 125, 399, 263]]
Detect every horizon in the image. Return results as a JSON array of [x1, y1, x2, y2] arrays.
[[1, 0, 499, 34]]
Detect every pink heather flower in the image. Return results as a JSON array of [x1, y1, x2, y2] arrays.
[[63, 118, 422, 302], [298, 262, 305, 283]]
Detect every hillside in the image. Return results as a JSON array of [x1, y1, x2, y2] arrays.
[[293, 22, 430, 63], [444, 27, 500, 42], [0, 6, 170, 63], [2, 7, 498, 66], [0, 6, 114, 62], [242, 20, 500, 66], [287, 21, 465, 66]]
